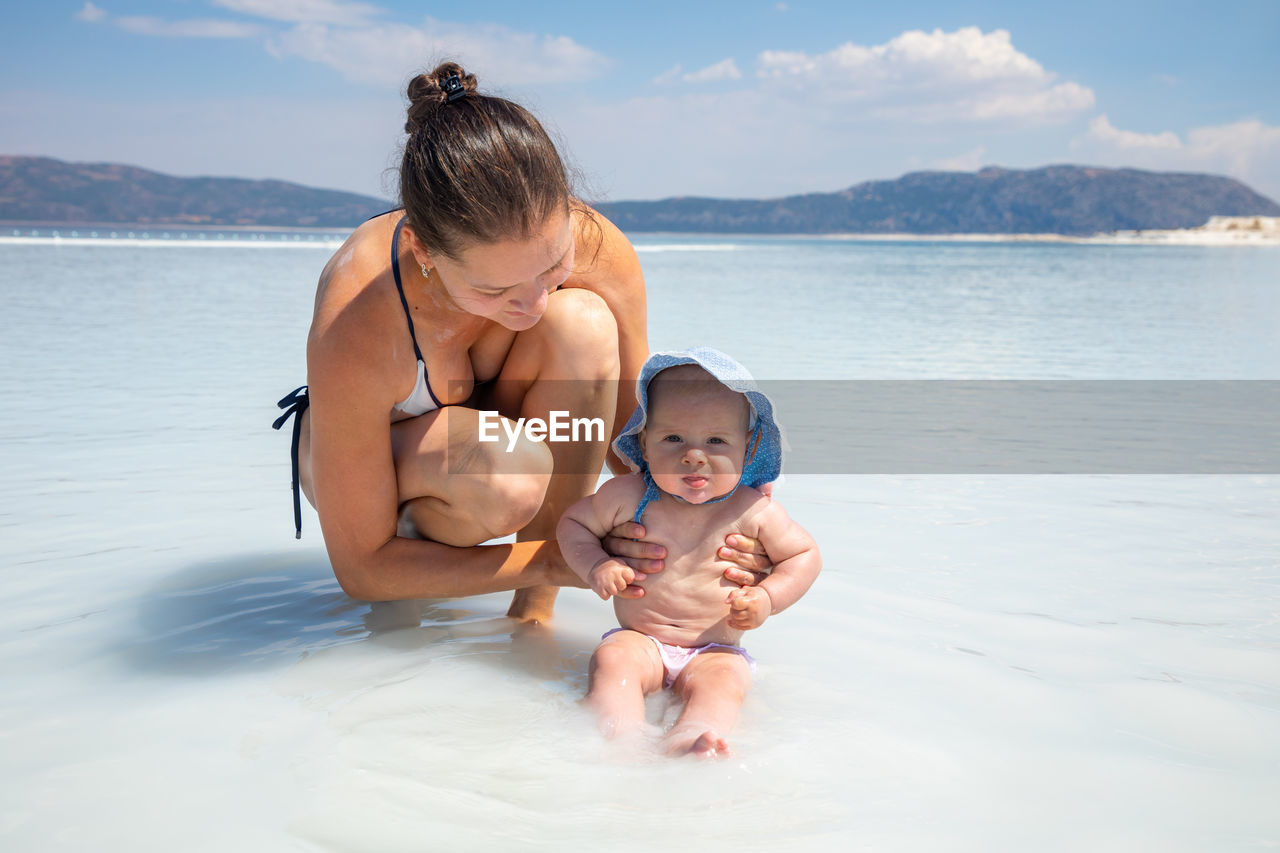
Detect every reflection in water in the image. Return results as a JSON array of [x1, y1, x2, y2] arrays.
[[124, 550, 596, 689], [126, 550, 356, 675]]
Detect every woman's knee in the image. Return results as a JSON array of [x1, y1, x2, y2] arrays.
[[398, 466, 549, 545], [487, 465, 553, 535], [456, 423, 554, 536], [536, 288, 619, 378], [394, 408, 554, 542]]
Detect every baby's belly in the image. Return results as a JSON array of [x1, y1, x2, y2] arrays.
[[613, 569, 743, 648]]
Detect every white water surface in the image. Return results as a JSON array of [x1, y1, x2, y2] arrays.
[[1, 235, 1277, 851]]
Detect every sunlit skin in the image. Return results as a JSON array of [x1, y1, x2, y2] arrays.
[[557, 365, 823, 758], [408, 209, 577, 332], [298, 205, 774, 623], [638, 370, 752, 505]]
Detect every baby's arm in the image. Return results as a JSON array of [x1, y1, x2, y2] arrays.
[[557, 475, 645, 601], [726, 500, 821, 630]]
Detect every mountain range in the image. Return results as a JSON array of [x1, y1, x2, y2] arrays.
[[3, 155, 1277, 235], [0, 155, 390, 227], [596, 166, 1280, 236]]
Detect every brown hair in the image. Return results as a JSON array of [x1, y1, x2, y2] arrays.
[[400, 62, 571, 258]]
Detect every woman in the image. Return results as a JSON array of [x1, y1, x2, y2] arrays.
[[277, 62, 766, 623]]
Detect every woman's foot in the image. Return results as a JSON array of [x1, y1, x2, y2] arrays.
[[506, 585, 559, 623]]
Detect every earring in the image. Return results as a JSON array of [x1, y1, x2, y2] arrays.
[[420, 263, 431, 279]]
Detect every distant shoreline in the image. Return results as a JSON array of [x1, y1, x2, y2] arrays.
[[1, 221, 350, 235], [641, 215, 1280, 246], [3, 216, 1276, 248], [0, 222, 349, 250]]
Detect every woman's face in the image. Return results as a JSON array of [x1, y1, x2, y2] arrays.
[[419, 209, 575, 331]]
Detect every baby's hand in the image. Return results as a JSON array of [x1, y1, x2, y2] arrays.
[[726, 586, 772, 630], [587, 558, 635, 601]]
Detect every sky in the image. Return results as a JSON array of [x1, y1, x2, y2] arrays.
[[2, 0, 1278, 203]]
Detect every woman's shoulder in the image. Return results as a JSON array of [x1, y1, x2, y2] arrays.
[[308, 213, 404, 378], [567, 203, 642, 289], [319, 212, 400, 291], [314, 213, 401, 311]]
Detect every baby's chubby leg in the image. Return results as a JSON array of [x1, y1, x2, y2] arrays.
[[663, 650, 752, 758], [585, 630, 665, 740]]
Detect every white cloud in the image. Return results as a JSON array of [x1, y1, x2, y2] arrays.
[[970, 82, 1094, 120], [551, 28, 1109, 200], [1086, 114, 1181, 150], [683, 58, 741, 83], [74, 2, 107, 23], [115, 16, 264, 38], [756, 27, 1095, 123], [267, 17, 608, 87], [1072, 115, 1280, 201], [267, 22, 429, 85], [652, 64, 683, 85], [212, 0, 383, 27], [654, 59, 742, 85], [1185, 119, 1280, 176], [758, 27, 1045, 86], [933, 146, 987, 172]]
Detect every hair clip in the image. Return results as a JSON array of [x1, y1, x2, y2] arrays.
[[442, 74, 466, 103]]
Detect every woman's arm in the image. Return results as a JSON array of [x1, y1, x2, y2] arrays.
[[560, 208, 780, 589], [563, 206, 648, 474], [304, 246, 579, 603]]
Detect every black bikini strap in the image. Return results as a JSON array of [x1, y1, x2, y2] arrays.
[[272, 385, 310, 538], [390, 217, 427, 365]]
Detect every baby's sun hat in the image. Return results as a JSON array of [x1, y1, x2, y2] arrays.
[[612, 347, 784, 522]]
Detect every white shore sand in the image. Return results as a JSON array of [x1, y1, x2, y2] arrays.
[[815, 216, 1280, 246], [1090, 215, 1280, 245]]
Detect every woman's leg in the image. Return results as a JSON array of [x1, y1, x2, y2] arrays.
[[389, 405, 555, 546], [295, 287, 616, 617], [298, 405, 555, 549], [490, 288, 620, 621]]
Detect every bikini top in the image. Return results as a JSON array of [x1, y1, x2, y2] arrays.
[[273, 215, 445, 538], [390, 216, 443, 415]]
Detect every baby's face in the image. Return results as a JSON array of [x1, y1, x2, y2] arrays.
[[640, 369, 752, 505]]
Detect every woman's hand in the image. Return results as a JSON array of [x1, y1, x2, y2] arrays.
[[602, 522, 773, 594], [720, 481, 774, 586], [718, 533, 773, 587], [602, 521, 664, 597]]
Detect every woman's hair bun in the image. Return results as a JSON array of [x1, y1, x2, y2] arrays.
[[405, 62, 479, 132]]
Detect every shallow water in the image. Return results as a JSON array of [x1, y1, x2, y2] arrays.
[[0, 236, 1277, 851]]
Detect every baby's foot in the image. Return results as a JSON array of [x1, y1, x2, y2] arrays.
[[662, 727, 732, 758], [689, 731, 731, 759]]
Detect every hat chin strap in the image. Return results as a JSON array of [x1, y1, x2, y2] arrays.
[[630, 470, 743, 525]]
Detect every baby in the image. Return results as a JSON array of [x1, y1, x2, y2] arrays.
[[557, 347, 821, 758]]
